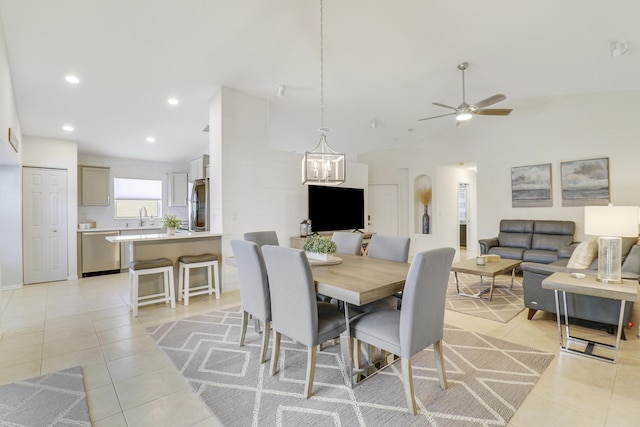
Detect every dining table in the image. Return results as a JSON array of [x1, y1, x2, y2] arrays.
[[311, 253, 411, 386]]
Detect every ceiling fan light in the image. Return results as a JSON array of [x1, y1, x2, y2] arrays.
[[456, 112, 472, 121]]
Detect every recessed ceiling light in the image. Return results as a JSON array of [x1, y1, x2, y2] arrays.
[[167, 98, 179, 105], [65, 75, 80, 84], [146, 137, 156, 143], [62, 125, 74, 132]]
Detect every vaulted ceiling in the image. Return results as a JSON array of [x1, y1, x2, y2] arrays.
[[1, 0, 639, 163]]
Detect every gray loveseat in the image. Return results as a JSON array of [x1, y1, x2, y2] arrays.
[[520, 237, 640, 327], [479, 219, 576, 264]]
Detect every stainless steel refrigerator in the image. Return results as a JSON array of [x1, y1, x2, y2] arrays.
[[189, 178, 210, 231]]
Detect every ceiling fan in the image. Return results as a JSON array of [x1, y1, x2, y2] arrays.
[[418, 62, 512, 124]]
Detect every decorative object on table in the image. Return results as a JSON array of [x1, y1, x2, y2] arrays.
[[416, 186, 432, 234], [302, 234, 337, 261], [162, 214, 182, 235], [476, 256, 486, 265], [561, 157, 610, 207], [149, 307, 553, 427], [8, 127, 19, 153], [511, 163, 552, 208], [301, 0, 345, 185], [299, 219, 312, 237], [584, 205, 639, 283]]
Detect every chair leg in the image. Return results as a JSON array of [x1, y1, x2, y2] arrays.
[[260, 321, 271, 364], [183, 265, 190, 306], [213, 261, 221, 299], [527, 308, 537, 320], [433, 340, 447, 389], [167, 269, 176, 309], [352, 337, 362, 369], [239, 311, 249, 347], [305, 345, 317, 399], [401, 358, 417, 415], [178, 263, 184, 302], [270, 331, 281, 376]]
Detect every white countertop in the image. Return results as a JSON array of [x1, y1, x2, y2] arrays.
[[106, 231, 222, 243]]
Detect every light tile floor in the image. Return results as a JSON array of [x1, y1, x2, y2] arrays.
[[1, 267, 639, 426]]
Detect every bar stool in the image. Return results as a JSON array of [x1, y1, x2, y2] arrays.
[[177, 253, 220, 305], [129, 258, 176, 317]]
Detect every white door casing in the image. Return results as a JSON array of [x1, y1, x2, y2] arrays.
[[368, 184, 399, 235], [23, 167, 68, 284]]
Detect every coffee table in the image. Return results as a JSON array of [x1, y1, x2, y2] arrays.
[[451, 258, 522, 301]]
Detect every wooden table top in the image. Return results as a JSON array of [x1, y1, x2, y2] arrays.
[[312, 253, 410, 306], [450, 257, 521, 277], [542, 272, 638, 302]]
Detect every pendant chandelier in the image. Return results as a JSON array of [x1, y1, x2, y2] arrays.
[[302, 0, 346, 185]]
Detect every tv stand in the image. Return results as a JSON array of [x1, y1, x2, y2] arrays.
[[290, 231, 374, 255]]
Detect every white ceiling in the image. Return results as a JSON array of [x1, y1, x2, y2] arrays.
[[1, 0, 639, 163]]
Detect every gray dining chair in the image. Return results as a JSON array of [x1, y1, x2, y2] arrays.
[[262, 245, 347, 399], [243, 231, 279, 247], [230, 240, 272, 364], [367, 234, 410, 262], [350, 247, 455, 415], [331, 232, 364, 255]]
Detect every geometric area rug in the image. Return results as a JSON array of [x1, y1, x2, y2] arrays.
[[0, 366, 91, 426], [446, 272, 526, 323], [149, 307, 554, 427]]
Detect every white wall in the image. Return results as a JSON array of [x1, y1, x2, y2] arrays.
[[210, 87, 368, 291], [359, 91, 640, 255], [77, 154, 190, 228], [22, 136, 79, 280]]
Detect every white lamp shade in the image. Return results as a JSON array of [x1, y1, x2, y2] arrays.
[[584, 206, 639, 237]]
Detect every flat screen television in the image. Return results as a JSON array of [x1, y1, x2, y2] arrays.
[[308, 185, 365, 232]]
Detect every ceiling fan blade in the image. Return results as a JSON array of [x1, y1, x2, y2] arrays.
[[476, 108, 512, 116], [432, 102, 457, 111], [473, 94, 506, 109], [418, 112, 456, 121]]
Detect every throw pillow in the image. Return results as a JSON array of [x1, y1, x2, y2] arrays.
[[566, 239, 598, 269]]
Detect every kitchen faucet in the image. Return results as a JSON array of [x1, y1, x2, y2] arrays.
[[139, 207, 148, 226]]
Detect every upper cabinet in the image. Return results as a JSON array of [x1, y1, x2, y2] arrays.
[[189, 154, 209, 182], [79, 166, 110, 206], [168, 172, 188, 207]]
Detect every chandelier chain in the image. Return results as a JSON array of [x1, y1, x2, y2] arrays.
[[319, 0, 324, 129]]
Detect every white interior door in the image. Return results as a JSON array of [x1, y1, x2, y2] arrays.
[[368, 184, 399, 235], [23, 167, 68, 284]]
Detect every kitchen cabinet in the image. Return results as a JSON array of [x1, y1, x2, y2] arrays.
[[189, 155, 209, 182], [168, 172, 188, 207], [80, 166, 110, 206]]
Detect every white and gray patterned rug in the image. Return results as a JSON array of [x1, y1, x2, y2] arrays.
[[149, 307, 553, 426], [0, 366, 91, 427], [446, 272, 525, 323]]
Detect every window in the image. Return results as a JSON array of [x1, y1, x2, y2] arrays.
[[114, 177, 162, 219]]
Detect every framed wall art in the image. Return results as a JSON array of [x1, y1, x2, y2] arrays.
[[561, 157, 609, 206], [511, 163, 552, 207]]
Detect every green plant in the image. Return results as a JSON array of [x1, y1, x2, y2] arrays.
[[303, 235, 337, 254], [162, 214, 182, 230]]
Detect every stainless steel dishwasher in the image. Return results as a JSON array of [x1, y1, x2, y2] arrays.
[[81, 231, 121, 277]]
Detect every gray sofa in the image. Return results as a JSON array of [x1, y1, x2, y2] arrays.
[[520, 237, 640, 326], [479, 219, 576, 264]]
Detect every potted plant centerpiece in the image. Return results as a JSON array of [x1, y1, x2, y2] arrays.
[[303, 234, 337, 261], [162, 214, 182, 235]]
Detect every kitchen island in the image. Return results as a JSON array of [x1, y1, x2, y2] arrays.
[[106, 231, 223, 298]]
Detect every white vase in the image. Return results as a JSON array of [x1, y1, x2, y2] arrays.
[[167, 227, 176, 235], [305, 251, 333, 261]]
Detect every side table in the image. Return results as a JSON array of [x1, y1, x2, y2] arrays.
[[542, 272, 637, 363]]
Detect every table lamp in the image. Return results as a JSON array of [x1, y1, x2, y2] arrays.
[[584, 205, 639, 284]]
